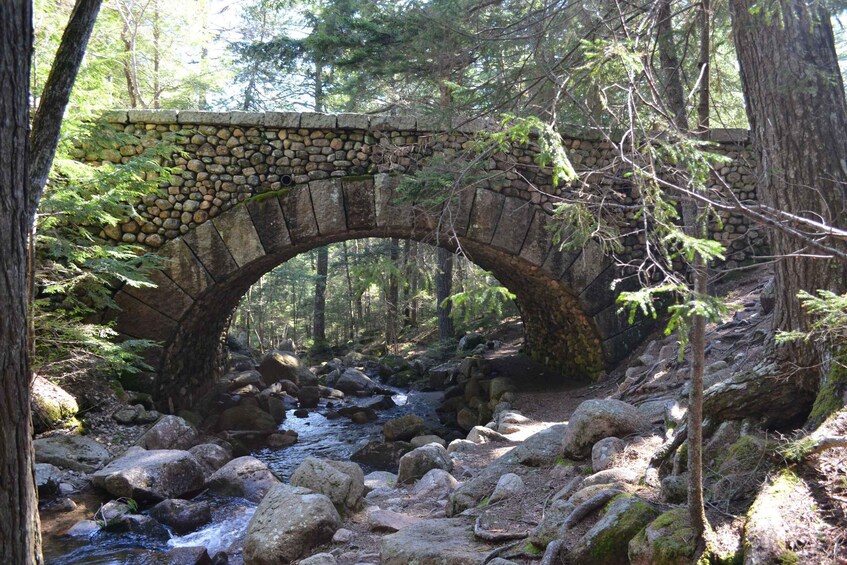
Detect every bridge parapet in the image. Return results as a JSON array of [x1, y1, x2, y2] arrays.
[[80, 110, 764, 271]]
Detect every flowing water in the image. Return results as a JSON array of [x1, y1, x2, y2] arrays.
[[44, 384, 443, 564]]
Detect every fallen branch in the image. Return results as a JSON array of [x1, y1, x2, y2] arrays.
[[648, 424, 687, 470], [474, 516, 530, 541], [562, 488, 624, 529]]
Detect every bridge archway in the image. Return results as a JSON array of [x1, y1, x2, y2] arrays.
[[110, 175, 648, 411]]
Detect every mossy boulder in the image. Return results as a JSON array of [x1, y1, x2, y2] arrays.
[[807, 356, 847, 428], [31, 376, 79, 433], [743, 470, 805, 565], [707, 433, 771, 503], [378, 355, 411, 378], [566, 494, 660, 565], [628, 507, 697, 565]]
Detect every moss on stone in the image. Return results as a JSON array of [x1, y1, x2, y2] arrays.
[[247, 188, 291, 203], [523, 541, 543, 556], [629, 508, 696, 565], [555, 456, 577, 467], [808, 357, 847, 426], [582, 495, 659, 564]]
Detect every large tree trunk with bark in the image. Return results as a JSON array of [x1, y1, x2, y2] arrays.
[[730, 0, 847, 384], [0, 4, 41, 563], [436, 247, 455, 342], [30, 0, 102, 211]]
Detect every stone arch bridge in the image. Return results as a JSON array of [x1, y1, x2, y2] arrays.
[[81, 110, 761, 411]]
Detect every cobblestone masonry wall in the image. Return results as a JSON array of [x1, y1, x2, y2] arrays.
[[80, 110, 764, 411]]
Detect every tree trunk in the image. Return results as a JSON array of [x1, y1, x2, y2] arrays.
[[30, 0, 102, 211], [313, 246, 328, 347], [436, 246, 454, 341], [655, 0, 688, 131], [729, 0, 847, 383], [342, 241, 356, 340], [0, 3, 42, 563], [697, 0, 711, 131], [688, 250, 708, 539], [386, 238, 400, 350]]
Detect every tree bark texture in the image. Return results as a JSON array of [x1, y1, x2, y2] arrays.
[[436, 246, 455, 341], [0, 3, 42, 563], [312, 246, 328, 344], [30, 0, 102, 212], [730, 0, 847, 379]]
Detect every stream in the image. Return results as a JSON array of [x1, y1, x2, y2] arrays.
[[43, 384, 444, 565]]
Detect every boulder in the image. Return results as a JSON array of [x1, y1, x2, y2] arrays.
[[112, 404, 159, 425], [243, 484, 341, 564], [64, 520, 100, 538], [566, 494, 659, 565], [35, 463, 63, 498], [218, 405, 277, 432], [380, 518, 492, 565], [467, 426, 512, 444], [495, 410, 531, 434], [456, 408, 478, 432], [258, 350, 302, 385], [159, 547, 214, 565], [299, 554, 338, 565], [33, 435, 111, 473], [458, 333, 485, 352], [290, 457, 365, 513], [383, 414, 426, 442], [592, 437, 625, 472], [148, 499, 212, 534], [411, 435, 447, 448], [489, 472, 524, 503], [351, 440, 413, 470], [364, 471, 398, 491], [628, 507, 697, 565], [297, 386, 321, 408], [397, 444, 453, 484], [660, 474, 688, 504], [136, 415, 200, 450], [266, 396, 288, 423], [267, 430, 298, 448], [188, 443, 232, 476], [206, 456, 281, 503], [91, 448, 205, 502], [413, 469, 458, 498], [31, 376, 79, 433], [743, 470, 805, 565], [102, 513, 169, 539], [488, 377, 516, 402], [228, 369, 266, 391], [367, 508, 422, 532], [378, 355, 410, 377], [334, 368, 376, 395], [562, 399, 647, 459]]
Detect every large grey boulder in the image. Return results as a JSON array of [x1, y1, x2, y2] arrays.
[[242, 484, 341, 565], [592, 437, 625, 472], [380, 518, 492, 565], [290, 457, 365, 512], [258, 350, 302, 385], [218, 405, 277, 432], [35, 463, 63, 498], [91, 448, 205, 502], [135, 415, 199, 450], [206, 456, 281, 502], [383, 414, 426, 441], [566, 494, 659, 565], [397, 443, 453, 484], [31, 376, 79, 433], [33, 435, 111, 473], [148, 499, 212, 535], [351, 440, 413, 470], [562, 399, 647, 459], [334, 368, 376, 394], [187, 443, 232, 476]]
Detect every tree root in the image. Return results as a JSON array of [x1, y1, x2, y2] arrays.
[[562, 488, 623, 530], [474, 516, 530, 542], [539, 539, 564, 565], [481, 539, 524, 564]]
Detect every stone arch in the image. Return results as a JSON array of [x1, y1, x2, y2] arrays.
[[110, 174, 649, 411]]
